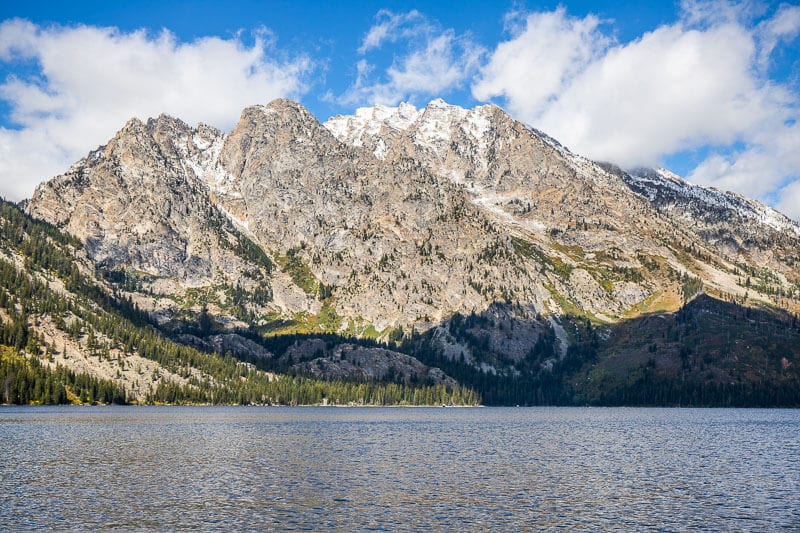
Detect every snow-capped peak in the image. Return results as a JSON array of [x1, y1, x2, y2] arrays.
[[324, 99, 499, 160], [324, 102, 423, 153], [426, 98, 451, 109]]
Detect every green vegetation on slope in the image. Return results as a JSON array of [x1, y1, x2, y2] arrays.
[[575, 294, 800, 406], [276, 246, 331, 299]]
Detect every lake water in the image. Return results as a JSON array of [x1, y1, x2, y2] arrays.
[[1, 407, 798, 531]]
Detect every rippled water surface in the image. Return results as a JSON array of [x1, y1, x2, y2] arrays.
[[1, 407, 798, 530]]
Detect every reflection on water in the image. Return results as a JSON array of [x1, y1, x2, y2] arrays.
[[1, 407, 798, 530]]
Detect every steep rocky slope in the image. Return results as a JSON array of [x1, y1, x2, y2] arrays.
[[28, 114, 318, 327], [0, 199, 274, 402], [325, 100, 800, 314], [622, 166, 800, 290]]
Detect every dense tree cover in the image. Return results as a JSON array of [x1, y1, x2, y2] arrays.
[[0, 349, 126, 405], [393, 309, 588, 405], [242, 332, 385, 370], [577, 294, 800, 407], [681, 272, 703, 303], [148, 376, 479, 406], [586, 374, 800, 407], [402, 324, 590, 406]]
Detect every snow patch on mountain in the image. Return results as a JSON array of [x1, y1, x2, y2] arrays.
[[173, 127, 244, 199], [325, 102, 420, 154], [325, 98, 800, 264], [471, 192, 547, 233]]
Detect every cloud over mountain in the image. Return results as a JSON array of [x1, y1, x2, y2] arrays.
[[472, 2, 800, 218], [0, 3, 798, 221], [0, 19, 311, 200]]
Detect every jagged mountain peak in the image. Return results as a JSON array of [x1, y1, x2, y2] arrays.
[[241, 98, 322, 127], [145, 113, 192, 136], [103, 113, 194, 168], [113, 113, 189, 143], [325, 99, 508, 164], [120, 116, 146, 131], [326, 98, 502, 136], [265, 96, 310, 112], [625, 166, 800, 237], [114, 113, 221, 145], [228, 98, 339, 151]]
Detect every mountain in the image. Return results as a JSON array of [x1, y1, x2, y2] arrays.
[[18, 98, 800, 406]]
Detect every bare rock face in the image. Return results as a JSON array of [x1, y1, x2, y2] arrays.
[[201, 99, 553, 330], [28, 116, 252, 285], [285, 340, 458, 387], [326, 100, 800, 315], [26, 98, 800, 376], [27, 111, 318, 322]]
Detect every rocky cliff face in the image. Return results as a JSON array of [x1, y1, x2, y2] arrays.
[[26, 98, 800, 381], [209, 100, 543, 331], [30, 115, 228, 283]]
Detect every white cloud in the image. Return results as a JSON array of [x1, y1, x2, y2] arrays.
[[755, 3, 800, 68], [678, 0, 764, 27], [340, 11, 484, 106], [472, 3, 800, 220], [538, 22, 787, 165], [473, 8, 609, 120], [776, 179, 800, 220], [689, 120, 800, 200], [0, 19, 312, 201], [358, 10, 427, 53]]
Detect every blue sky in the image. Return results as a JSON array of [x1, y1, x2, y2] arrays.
[[1, 1, 799, 219]]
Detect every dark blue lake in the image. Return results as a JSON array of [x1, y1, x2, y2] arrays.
[[1, 406, 798, 530]]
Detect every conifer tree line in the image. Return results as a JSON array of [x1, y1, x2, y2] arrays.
[[148, 377, 479, 406], [1, 349, 126, 405]]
